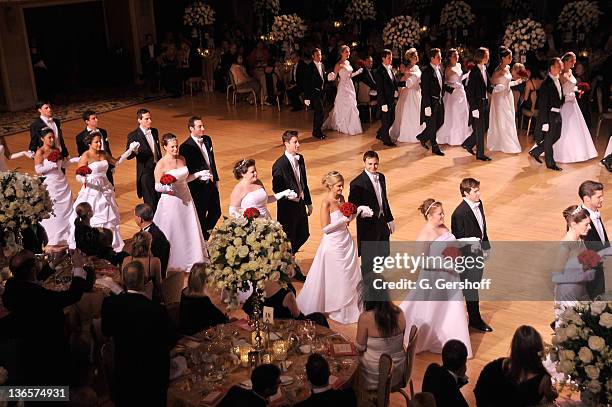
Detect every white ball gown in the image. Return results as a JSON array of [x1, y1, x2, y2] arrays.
[[69, 160, 123, 251], [322, 61, 363, 136], [153, 166, 208, 272], [296, 209, 362, 324], [553, 75, 597, 163], [436, 65, 471, 145], [240, 187, 270, 218], [487, 70, 521, 153], [390, 65, 425, 143], [36, 158, 72, 245], [399, 231, 473, 358]]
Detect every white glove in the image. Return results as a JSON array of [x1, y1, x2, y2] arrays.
[[493, 84, 505, 93], [351, 68, 363, 77], [357, 206, 374, 218], [542, 123, 549, 132], [304, 99, 310, 106], [381, 105, 388, 113], [195, 170, 213, 181], [327, 72, 336, 81], [424, 107, 432, 117], [274, 189, 297, 200], [369, 90, 377, 96], [10, 151, 35, 160], [322, 216, 350, 234], [35, 161, 58, 175], [388, 221, 396, 234], [229, 206, 241, 218], [69, 157, 80, 164], [155, 182, 175, 194], [76, 174, 87, 184], [472, 109, 480, 119], [117, 147, 135, 165]]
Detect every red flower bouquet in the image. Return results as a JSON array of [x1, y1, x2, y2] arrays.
[[243, 207, 260, 220], [577, 249, 601, 270], [160, 174, 177, 185], [442, 246, 462, 259], [465, 62, 475, 71], [577, 82, 591, 93], [517, 69, 529, 79], [76, 166, 92, 176], [339, 202, 357, 217], [47, 149, 61, 163]]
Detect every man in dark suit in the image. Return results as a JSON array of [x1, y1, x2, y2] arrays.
[[126, 108, 162, 210], [462, 47, 494, 161], [422, 339, 469, 407], [529, 57, 565, 171], [578, 180, 610, 298], [76, 109, 114, 184], [287, 51, 308, 111], [272, 130, 312, 282], [374, 49, 406, 147], [0, 249, 90, 386], [451, 178, 492, 332], [134, 203, 170, 278], [141, 34, 160, 94], [219, 364, 281, 407], [416, 47, 450, 156], [349, 150, 393, 277], [101, 261, 177, 407], [296, 353, 357, 407], [304, 48, 328, 140], [28, 100, 69, 157], [179, 116, 221, 240]]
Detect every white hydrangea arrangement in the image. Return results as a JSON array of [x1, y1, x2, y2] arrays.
[[503, 18, 546, 55], [183, 1, 215, 27], [558, 1, 602, 33], [439, 0, 475, 29], [382, 15, 421, 48], [269, 14, 307, 44], [345, 0, 376, 23]]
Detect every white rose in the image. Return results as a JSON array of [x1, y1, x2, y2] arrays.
[[585, 365, 600, 380], [587, 379, 602, 394], [599, 312, 612, 328], [579, 347, 594, 363], [559, 349, 575, 361], [557, 359, 574, 374], [591, 301, 607, 315], [565, 324, 579, 339], [588, 336, 605, 352]]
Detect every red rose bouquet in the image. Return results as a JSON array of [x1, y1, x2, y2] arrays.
[[339, 202, 357, 217], [517, 69, 529, 79], [76, 166, 92, 176], [465, 62, 475, 71], [243, 207, 260, 220], [577, 82, 590, 93], [577, 249, 601, 270], [442, 246, 462, 259], [160, 174, 177, 185], [47, 149, 61, 163]]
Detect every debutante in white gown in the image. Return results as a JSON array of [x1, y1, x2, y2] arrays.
[[487, 69, 521, 153], [69, 160, 123, 250], [436, 65, 471, 145], [399, 231, 473, 358], [153, 166, 208, 272], [240, 187, 270, 219], [296, 210, 362, 324], [390, 65, 425, 143], [323, 61, 363, 136], [36, 158, 72, 245], [553, 75, 597, 163]]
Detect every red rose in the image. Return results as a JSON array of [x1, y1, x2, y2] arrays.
[[160, 174, 177, 185], [442, 246, 461, 259], [577, 249, 601, 269], [577, 82, 590, 93], [517, 69, 529, 79], [339, 202, 357, 217], [243, 207, 260, 219], [465, 62, 475, 71], [76, 166, 92, 176], [47, 150, 61, 163]]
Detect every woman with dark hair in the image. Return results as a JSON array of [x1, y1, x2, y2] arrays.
[[474, 325, 557, 406], [436, 48, 471, 146]]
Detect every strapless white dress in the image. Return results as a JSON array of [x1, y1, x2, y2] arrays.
[[436, 66, 471, 145], [153, 166, 208, 272], [390, 66, 425, 143], [240, 188, 270, 219], [37, 158, 72, 246], [487, 71, 521, 154]]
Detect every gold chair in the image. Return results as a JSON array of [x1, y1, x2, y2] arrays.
[[390, 325, 419, 406], [228, 70, 257, 106], [520, 90, 538, 135]]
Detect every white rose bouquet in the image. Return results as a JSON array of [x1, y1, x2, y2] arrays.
[[558, 1, 602, 34], [548, 302, 612, 404], [382, 15, 421, 48], [254, 0, 280, 16], [269, 14, 307, 44], [183, 1, 215, 27], [345, 0, 376, 23], [439, 0, 474, 30], [503, 18, 546, 56], [207, 208, 295, 310]]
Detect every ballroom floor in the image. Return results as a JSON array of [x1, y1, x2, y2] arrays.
[[5, 92, 611, 405]]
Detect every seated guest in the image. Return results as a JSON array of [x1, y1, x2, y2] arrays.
[[243, 280, 329, 328], [219, 363, 281, 407], [21, 222, 48, 254], [296, 353, 357, 406], [179, 263, 228, 335], [101, 261, 177, 406], [230, 54, 260, 103], [0, 249, 89, 386], [134, 203, 170, 278], [74, 202, 98, 256], [474, 325, 557, 407], [422, 340, 469, 407], [97, 227, 128, 266], [122, 231, 162, 290]]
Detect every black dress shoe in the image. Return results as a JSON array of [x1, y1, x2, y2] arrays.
[[383, 141, 397, 147], [432, 148, 445, 156], [462, 145, 475, 155], [476, 155, 492, 161], [547, 164, 563, 171], [600, 159, 612, 172], [376, 134, 382, 140], [469, 320, 493, 332], [419, 139, 430, 150], [313, 133, 326, 140], [528, 149, 542, 164]]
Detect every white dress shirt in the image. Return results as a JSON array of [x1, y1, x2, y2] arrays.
[[431, 63, 443, 93], [549, 73, 562, 99], [285, 151, 303, 198], [477, 64, 488, 99], [314, 61, 323, 80], [191, 135, 211, 168], [365, 170, 384, 216], [140, 126, 158, 161], [582, 205, 606, 243], [463, 197, 484, 236], [41, 115, 59, 144]]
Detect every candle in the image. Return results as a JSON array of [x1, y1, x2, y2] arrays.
[[237, 345, 253, 367], [272, 340, 288, 361], [262, 353, 272, 364], [251, 330, 268, 347]]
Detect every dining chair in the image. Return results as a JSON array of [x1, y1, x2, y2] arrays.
[[161, 271, 184, 304], [390, 325, 419, 406]]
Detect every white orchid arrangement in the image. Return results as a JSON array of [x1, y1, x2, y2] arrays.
[[183, 1, 215, 27], [382, 15, 421, 48], [269, 14, 307, 44], [558, 1, 602, 33], [207, 211, 295, 310], [548, 302, 612, 404], [439, 0, 475, 29], [254, 0, 280, 16], [345, 0, 376, 23], [503, 18, 546, 55]]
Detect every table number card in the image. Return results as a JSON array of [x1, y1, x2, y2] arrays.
[[263, 306, 274, 324], [332, 343, 357, 356]]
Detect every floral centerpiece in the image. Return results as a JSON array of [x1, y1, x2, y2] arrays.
[[548, 302, 612, 404], [183, 1, 215, 27], [439, 1, 474, 30], [269, 14, 307, 45], [0, 171, 53, 257], [345, 0, 376, 23], [503, 18, 546, 57], [558, 1, 602, 34], [382, 15, 421, 49]]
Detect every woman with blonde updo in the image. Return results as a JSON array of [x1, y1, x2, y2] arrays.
[[296, 171, 370, 324], [390, 48, 425, 143], [399, 198, 473, 358]]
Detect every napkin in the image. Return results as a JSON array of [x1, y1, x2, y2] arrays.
[[169, 356, 189, 380]]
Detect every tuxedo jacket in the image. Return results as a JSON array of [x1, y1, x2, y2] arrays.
[[357, 66, 377, 90], [218, 386, 266, 407], [583, 217, 610, 252], [126, 127, 162, 198], [289, 59, 308, 91], [537, 75, 564, 129], [76, 127, 113, 156], [420, 64, 453, 120], [145, 222, 170, 278], [295, 387, 357, 407], [451, 199, 491, 251], [304, 61, 328, 101], [29, 117, 69, 157], [465, 66, 494, 127], [422, 363, 469, 407], [179, 135, 220, 209], [374, 65, 405, 108]]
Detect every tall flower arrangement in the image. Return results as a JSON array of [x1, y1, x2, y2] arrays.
[[183, 1, 215, 27], [269, 14, 307, 44], [439, 1, 475, 30], [345, 0, 376, 23], [503, 18, 546, 56], [558, 1, 602, 34], [548, 302, 612, 404], [382, 15, 421, 49]]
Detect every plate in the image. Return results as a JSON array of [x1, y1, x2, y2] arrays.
[[280, 375, 293, 386], [239, 379, 252, 390]]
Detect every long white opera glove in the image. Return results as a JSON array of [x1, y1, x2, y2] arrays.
[[357, 206, 374, 218], [229, 206, 241, 218], [195, 169, 213, 182], [387, 221, 396, 234], [327, 72, 336, 81], [273, 189, 297, 201], [76, 174, 87, 184], [155, 182, 175, 194], [322, 215, 350, 234], [461, 72, 470, 81], [10, 151, 35, 160], [509, 79, 523, 87], [62, 156, 81, 168], [350, 68, 363, 78], [116, 142, 140, 165], [35, 161, 59, 175]]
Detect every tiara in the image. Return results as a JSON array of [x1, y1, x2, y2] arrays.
[[238, 159, 247, 168], [572, 206, 583, 215], [424, 201, 439, 216]]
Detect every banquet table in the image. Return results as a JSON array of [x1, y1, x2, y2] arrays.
[[167, 319, 359, 406]]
